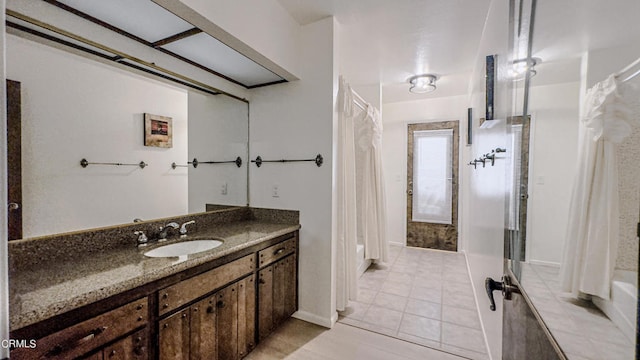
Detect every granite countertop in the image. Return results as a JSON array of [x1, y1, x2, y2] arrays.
[[9, 220, 300, 331]]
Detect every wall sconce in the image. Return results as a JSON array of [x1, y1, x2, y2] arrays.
[[510, 57, 540, 81], [409, 74, 437, 93]]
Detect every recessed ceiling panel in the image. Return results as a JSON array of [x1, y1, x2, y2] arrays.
[[162, 33, 283, 86], [57, 0, 194, 43]]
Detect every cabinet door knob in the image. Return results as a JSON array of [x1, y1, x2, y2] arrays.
[[134, 346, 146, 356]]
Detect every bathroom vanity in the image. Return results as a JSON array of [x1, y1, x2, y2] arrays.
[[8, 207, 299, 359]]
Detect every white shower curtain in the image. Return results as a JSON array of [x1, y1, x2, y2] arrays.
[[560, 75, 636, 299], [336, 77, 358, 311], [335, 77, 388, 311], [356, 105, 389, 262]]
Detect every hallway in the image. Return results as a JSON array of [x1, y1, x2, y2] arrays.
[[338, 245, 488, 360]]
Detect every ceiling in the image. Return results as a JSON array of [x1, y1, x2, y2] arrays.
[[277, 0, 640, 103], [277, 0, 493, 103], [16, 1, 640, 102]]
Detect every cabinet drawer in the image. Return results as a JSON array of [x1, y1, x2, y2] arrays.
[[258, 237, 296, 268], [159, 254, 255, 315], [11, 297, 148, 360]]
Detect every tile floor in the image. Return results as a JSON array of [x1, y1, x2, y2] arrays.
[[338, 245, 489, 360], [521, 263, 635, 360], [246, 318, 469, 360]]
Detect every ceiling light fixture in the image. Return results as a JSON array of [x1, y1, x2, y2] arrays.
[[409, 74, 437, 93], [510, 57, 540, 81]]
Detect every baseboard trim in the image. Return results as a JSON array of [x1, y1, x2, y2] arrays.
[[292, 310, 335, 329]]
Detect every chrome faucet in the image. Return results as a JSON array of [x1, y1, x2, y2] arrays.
[[134, 230, 148, 247], [179, 220, 196, 236], [158, 222, 179, 241]]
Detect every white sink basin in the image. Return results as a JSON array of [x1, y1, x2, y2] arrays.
[[144, 239, 223, 258]]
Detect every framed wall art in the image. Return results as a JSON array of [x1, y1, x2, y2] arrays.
[[144, 113, 172, 148]]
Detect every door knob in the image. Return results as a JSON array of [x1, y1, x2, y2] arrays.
[[8, 202, 19, 211], [485, 275, 520, 311]]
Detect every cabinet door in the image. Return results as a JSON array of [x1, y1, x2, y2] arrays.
[[284, 255, 298, 317], [259, 254, 297, 341], [216, 283, 238, 360], [237, 275, 256, 358], [102, 328, 147, 360], [159, 309, 190, 360], [258, 265, 274, 340], [190, 296, 217, 360], [83, 352, 103, 360], [273, 260, 287, 326]]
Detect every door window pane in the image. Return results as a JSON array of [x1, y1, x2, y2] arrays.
[[412, 129, 453, 224]]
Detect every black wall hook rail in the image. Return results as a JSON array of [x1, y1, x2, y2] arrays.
[[467, 148, 507, 169], [252, 154, 323, 168], [80, 158, 147, 169], [170, 162, 189, 169], [189, 157, 243, 168], [171, 157, 242, 169]]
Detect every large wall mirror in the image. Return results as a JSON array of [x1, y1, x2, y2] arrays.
[[6, 31, 249, 240], [508, 1, 640, 358]]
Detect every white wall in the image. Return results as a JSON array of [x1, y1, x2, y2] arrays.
[[7, 35, 189, 237], [248, 17, 337, 327], [526, 82, 580, 266], [188, 92, 248, 211], [1, 0, 9, 356], [381, 95, 468, 246], [462, 1, 510, 358]]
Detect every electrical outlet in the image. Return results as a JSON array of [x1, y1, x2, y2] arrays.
[[272, 185, 279, 198], [221, 183, 228, 195]]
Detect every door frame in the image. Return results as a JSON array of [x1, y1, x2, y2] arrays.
[[405, 120, 460, 251], [7, 79, 22, 240]]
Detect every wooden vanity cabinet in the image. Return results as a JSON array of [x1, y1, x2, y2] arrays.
[[11, 231, 298, 360], [158, 275, 256, 360]]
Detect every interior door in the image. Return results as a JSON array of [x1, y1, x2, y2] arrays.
[[406, 121, 459, 251], [484, 0, 565, 358], [7, 79, 22, 240]]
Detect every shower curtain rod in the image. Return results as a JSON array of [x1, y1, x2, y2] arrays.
[[351, 89, 367, 110], [615, 56, 640, 83]]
